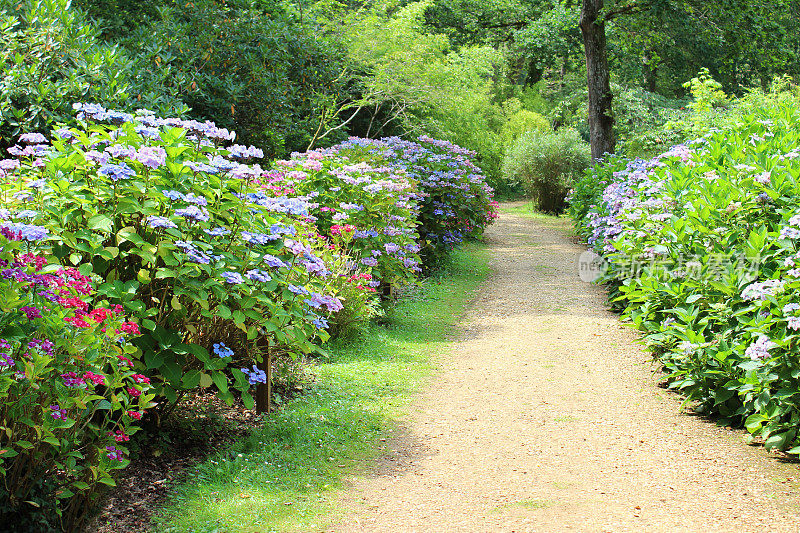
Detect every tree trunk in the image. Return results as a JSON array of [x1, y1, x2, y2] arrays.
[[580, 0, 616, 160]]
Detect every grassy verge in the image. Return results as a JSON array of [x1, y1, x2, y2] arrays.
[[152, 243, 490, 533]]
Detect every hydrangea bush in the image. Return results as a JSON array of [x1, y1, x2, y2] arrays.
[[1, 105, 342, 410], [0, 235, 153, 530], [328, 136, 498, 265], [572, 101, 800, 453], [264, 151, 422, 290]]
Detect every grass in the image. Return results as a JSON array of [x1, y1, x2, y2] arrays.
[[490, 499, 553, 513], [151, 243, 490, 533], [499, 201, 569, 221]]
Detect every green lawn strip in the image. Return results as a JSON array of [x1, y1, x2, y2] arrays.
[[152, 243, 490, 533]]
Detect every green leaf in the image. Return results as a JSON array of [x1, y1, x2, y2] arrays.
[[241, 391, 255, 410], [199, 373, 213, 388], [182, 369, 202, 389], [88, 214, 113, 233]]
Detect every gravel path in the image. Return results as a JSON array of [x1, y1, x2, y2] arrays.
[[329, 206, 800, 532]]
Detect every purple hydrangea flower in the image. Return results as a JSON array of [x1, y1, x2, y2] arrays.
[[50, 404, 68, 420], [105, 445, 125, 461]]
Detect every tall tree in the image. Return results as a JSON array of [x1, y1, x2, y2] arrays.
[[579, 0, 615, 159]]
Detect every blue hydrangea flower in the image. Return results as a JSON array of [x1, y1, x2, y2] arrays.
[[163, 190, 185, 201], [15, 210, 37, 220], [242, 232, 279, 245], [1, 222, 48, 242], [263, 255, 289, 269], [246, 269, 272, 282], [288, 284, 310, 295], [205, 227, 231, 237], [213, 342, 235, 358], [240, 365, 267, 385]]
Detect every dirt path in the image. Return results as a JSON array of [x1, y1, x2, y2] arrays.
[[330, 206, 800, 532]]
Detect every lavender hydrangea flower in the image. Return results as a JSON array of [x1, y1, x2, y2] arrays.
[[185, 193, 208, 206], [18, 133, 47, 144], [221, 272, 245, 284], [146, 216, 177, 229], [745, 335, 777, 361], [135, 146, 167, 169], [360, 257, 378, 267], [741, 280, 785, 301], [781, 227, 800, 239], [175, 205, 210, 222], [99, 162, 136, 181], [15, 210, 37, 220]]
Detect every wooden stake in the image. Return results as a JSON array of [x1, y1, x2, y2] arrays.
[[255, 342, 271, 413]]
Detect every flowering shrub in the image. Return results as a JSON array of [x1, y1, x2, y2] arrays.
[[1, 105, 342, 410], [265, 151, 422, 289], [0, 236, 152, 530], [311, 230, 383, 339], [572, 101, 800, 453], [324, 136, 498, 265]]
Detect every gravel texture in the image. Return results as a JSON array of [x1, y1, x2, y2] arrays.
[[329, 206, 800, 532]]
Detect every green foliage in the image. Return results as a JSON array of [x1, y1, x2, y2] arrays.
[[0, 243, 153, 531], [503, 128, 590, 214], [0, 0, 155, 153], [112, 0, 349, 158], [500, 98, 550, 147], [576, 97, 800, 453]]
